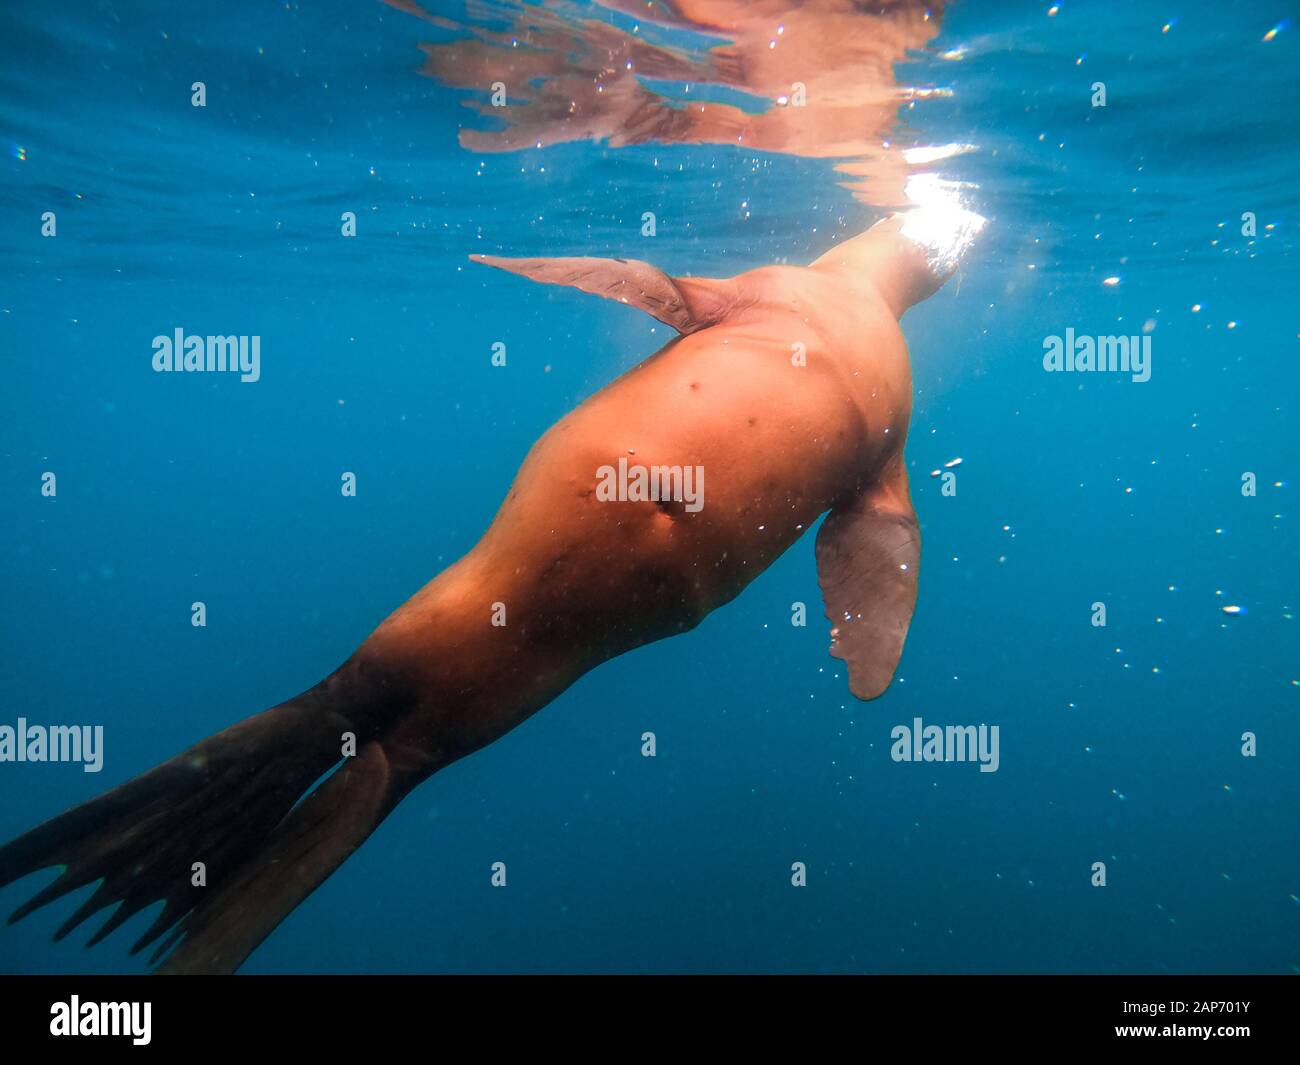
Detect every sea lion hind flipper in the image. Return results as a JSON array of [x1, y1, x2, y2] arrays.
[[154, 739, 397, 974], [815, 468, 920, 700], [0, 697, 399, 973], [469, 253, 729, 334]]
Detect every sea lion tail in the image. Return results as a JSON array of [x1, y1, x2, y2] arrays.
[[0, 690, 403, 974]]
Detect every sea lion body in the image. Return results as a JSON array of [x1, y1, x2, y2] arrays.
[[364, 231, 918, 771], [0, 212, 980, 973]]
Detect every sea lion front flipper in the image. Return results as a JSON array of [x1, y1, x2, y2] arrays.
[[815, 465, 920, 701], [470, 253, 732, 334]]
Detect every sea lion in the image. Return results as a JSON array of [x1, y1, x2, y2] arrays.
[[0, 204, 982, 974]]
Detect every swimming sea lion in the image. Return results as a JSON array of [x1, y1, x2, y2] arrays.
[[0, 204, 982, 974]]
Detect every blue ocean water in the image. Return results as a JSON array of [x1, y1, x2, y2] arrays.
[[0, 0, 1296, 974]]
